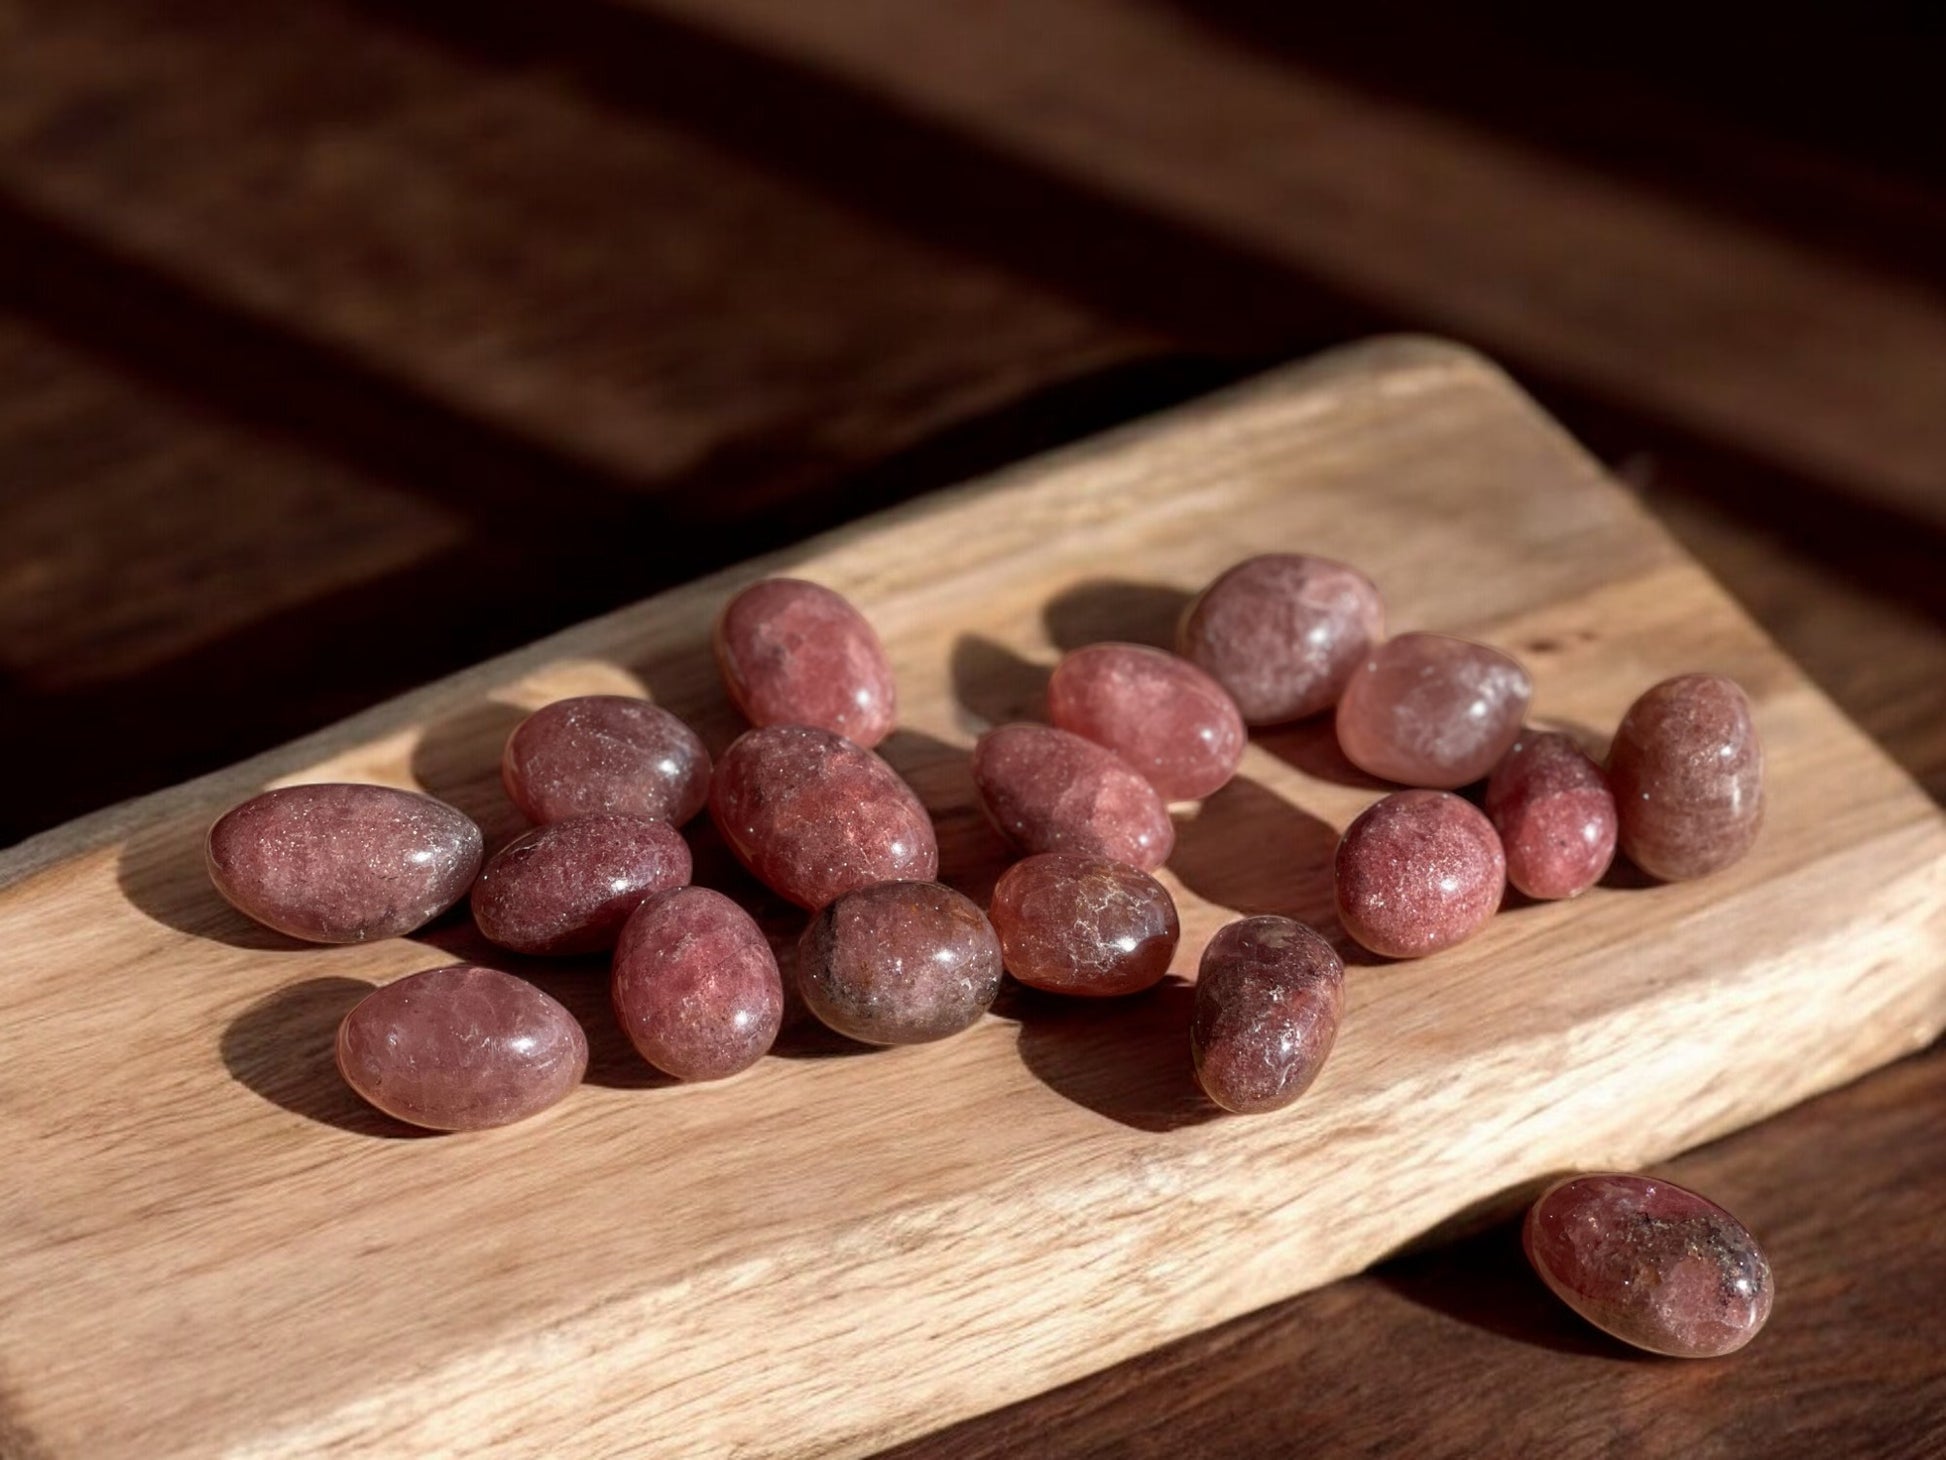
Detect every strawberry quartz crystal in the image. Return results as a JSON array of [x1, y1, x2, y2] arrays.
[[1485, 731, 1618, 899], [470, 813, 692, 956], [988, 852, 1179, 996], [611, 886, 783, 1081], [1048, 642, 1246, 801], [972, 723, 1174, 871], [797, 880, 1004, 1044], [1192, 916, 1344, 1114], [1334, 789, 1505, 957], [1336, 632, 1532, 788], [501, 695, 711, 826], [713, 578, 898, 747], [1607, 674, 1764, 881]]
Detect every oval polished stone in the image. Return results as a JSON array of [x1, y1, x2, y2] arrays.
[[471, 813, 692, 956], [336, 964, 588, 1130], [798, 880, 1003, 1044], [207, 783, 483, 943], [1178, 554, 1386, 724], [1524, 1173, 1775, 1357], [1608, 674, 1765, 881], [988, 852, 1180, 996], [1335, 632, 1533, 788], [1192, 916, 1345, 1114], [1048, 642, 1247, 801], [972, 723, 1175, 872], [1334, 790, 1505, 958], [1485, 731, 1619, 899], [612, 886, 784, 1080], [710, 724, 938, 909], [501, 695, 711, 826], [713, 577, 897, 747]]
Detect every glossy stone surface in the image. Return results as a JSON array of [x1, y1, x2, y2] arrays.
[[710, 724, 938, 909], [1524, 1173, 1774, 1357], [612, 886, 783, 1080], [1335, 632, 1533, 788], [988, 852, 1180, 996], [1608, 674, 1765, 881], [972, 723, 1174, 872], [501, 695, 711, 826], [206, 782, 483, 943], [1048, 642, 1247, 800], [1334, 790, 1505, 958], [1178, 554, 1386, 725], [471, 813, 692, 956], [1485, 731, 1619, 899], [798, 880, 1003, 1044], [336, 964, 587, 1130], [1192, 916, 1345, 1114], [713, 577, 897, 747]]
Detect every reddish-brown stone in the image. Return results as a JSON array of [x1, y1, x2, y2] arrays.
[[798, 880, 1003, 1044], [470, 813, 692, 956], [710, 724, 938, 909], [1608, 674, 1765, 881], [1192, 916, 1344, 1114], [1335, 632, 1532, 788], [1048, 642, 1246, 801], [336, 964, 587, 1130], [713, 577, 897, 747], [501, 695, 711, 827], [1177, 554, 1385, 724], [206, 782, 482, 943], [988, 852, 1180, 996], [972, 723, 1175, 871], [1485, 731, 1618, 899], [1524, 1172, 1775, 1357], [1334, 790, 1505, 958], [612, 886, 783, 1081]]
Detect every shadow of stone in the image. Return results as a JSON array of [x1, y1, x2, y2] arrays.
[[116, 812, 308, 950], [949, 632, 1050, 731], [1255, 716, 1393, 791], [998, 976, 1220, 1133], [220, 976, 433, 1138], [1042, 578, 1192, 652], [408, 699, 530, 849]]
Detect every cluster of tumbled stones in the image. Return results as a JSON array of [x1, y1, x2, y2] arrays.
[[206, 556, 1774, 1357]]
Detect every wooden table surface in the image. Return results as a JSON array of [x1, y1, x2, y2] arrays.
[[3, 3, 1940, 1454]]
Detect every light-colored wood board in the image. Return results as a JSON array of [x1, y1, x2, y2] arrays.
[[1, 337, 1940, 1459]]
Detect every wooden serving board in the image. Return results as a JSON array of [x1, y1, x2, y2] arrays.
[[2, 338, 1940, 1460]]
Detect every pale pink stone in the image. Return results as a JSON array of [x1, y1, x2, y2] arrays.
[[1048, 642, 1245, 800], [971, 723, 1174, 871], [1336, 632, 1532, 788]]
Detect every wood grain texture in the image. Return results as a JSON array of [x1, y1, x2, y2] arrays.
[[1, 339, 1941, 1458]]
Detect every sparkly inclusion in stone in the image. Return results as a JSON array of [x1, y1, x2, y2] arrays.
[[1048, 642, 1246, 801], [1192, 916, 1344, 1114], [713, 577, 898, 747], [1524, 1173, 1775, 1358], [471, 813, 693, 957], [988, 852, 1180, 996], [501, 695, 712, 827], [612, 886, 783, 1081], [1334, 789, 1505, 958], [798, 880, 1004, 1045], [1608, 674, 1765, 881], [1485, 731, 1618, 899], [1336, 632, 1532, 788], [972, 723, 1174, 871]]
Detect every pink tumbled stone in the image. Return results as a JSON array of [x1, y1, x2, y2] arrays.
[[713, 578, 897, 747], [1048, 642, 1246, 801], [336, 964, 587, 1130], [501, 695, 711, 827], [1608, 674, 1765, 881], [1178, 554, 1385, 724], [972, 723, 1175, 871], [988, 852, 1179, 996], [612, 886, 783, 1081], [1336, 632, 1533, 788], [798, 880, 1003, 1045], [1334, 790, 1505, 958], [1192, 916, 1344, 1115], [1524, 1173, 1774, 1358], [1485, 731, 1618, 899], [470, 813, 692, 956], [207, 783, 483, 943], [710, 724, 938, 909]]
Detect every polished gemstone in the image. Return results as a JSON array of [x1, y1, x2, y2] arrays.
[[1335, 632, 1532, 788], [1485, 731, 1618, 899], [336, 964, 587, 1130], [798, 880, 1003, 1044], [1608, 674, 1765, 881], [972, 723, 1174, 871], [1178, 554, 1385, 724], [988, 852, 1180, 996], [501, 695, 711, 826], [1192, 916, 1344, 1114], [206, 782, 482, 943], [612, 886, 783, 1080], [470, 813, 692, 956], [713, 577, 897, 747], [1334, 789, 1505, 957], [1048, 642, 1246, 800]]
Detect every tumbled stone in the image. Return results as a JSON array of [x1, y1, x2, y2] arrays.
[[501, 695, 711, 826], [207, 782, 483, 943], [988, 852, 1179, 996], [1608, 674, 1765, 881], [798, 880, 1003, 1044], [1334, 790, 1505, 957], [1524, 1172, 1774, 1357], [471, 813, 692, 956], [1048, 642, 1246, 801], [711, 724, 938, 909], [713, 577, 897, 747], [1485, 731, 1618, 899], [336, 964, 587, 1130], [972, 723, 1174, 871], [1178, 554, 1385, 724], [1192, 916, 1344, 1114], [1335, 632, 1533, 788], [612, 886, 783, 1080]]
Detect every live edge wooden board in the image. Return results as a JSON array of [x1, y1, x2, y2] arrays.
[[2, 338, 1941, 1459]]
